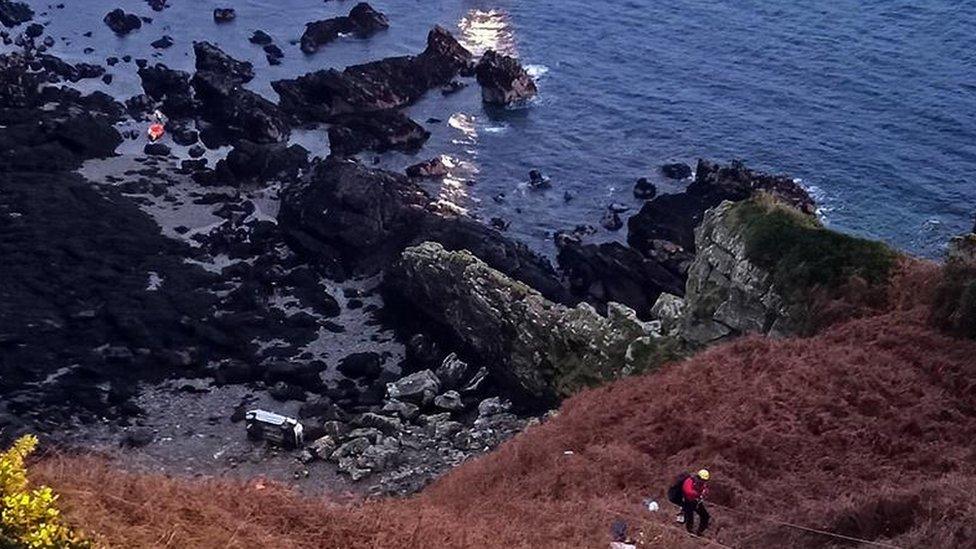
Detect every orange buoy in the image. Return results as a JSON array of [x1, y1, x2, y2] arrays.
[[147, 122, 165, 142]]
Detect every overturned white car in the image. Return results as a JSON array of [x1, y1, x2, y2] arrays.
[[244, 409, 304, 449]]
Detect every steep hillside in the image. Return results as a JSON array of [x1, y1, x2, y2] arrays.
[[32, 262, 976, 548]]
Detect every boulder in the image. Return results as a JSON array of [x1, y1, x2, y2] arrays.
[[475, 50, 537, 105], [212, 8, 235, 23], [660, 162, 692, 180], [24, 22, 41, 38], [137, 63, 194, 117], [193, 41, 254, 84], [434, 352, 470, 390], [300, 2, 389, 54], [143, 142, 171, 156], [103, 9, 141, 35], [217, 140, 309, 183], [386, 242, 676, 402], [308, 435, 337, 459], [477, 397, 510, 418], [273, 26, 472, 122], [555, 236, 685, 319], [327, 111, 429, 157], [337, 352, 383, 380], [191, 71, 289, 144], [151, 35, 174, 49], [381, 399, 419, 420], [249, 30, 273, 46], [0, 1, 33, 28], [406, 157, 449, 179], [386, 370, 440, 405], [433, 390, 464, 411], [633, 177, 657, 200]]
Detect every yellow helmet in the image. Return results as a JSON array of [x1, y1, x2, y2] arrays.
[[697, 469, 710, 481]]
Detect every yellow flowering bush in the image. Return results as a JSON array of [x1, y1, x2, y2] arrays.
[[0, 435, 91, 548]]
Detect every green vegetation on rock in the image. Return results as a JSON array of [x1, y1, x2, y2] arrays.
[[731, 195, 898, 301]]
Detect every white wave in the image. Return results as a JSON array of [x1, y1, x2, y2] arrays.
[[525, 64, 549, 78]]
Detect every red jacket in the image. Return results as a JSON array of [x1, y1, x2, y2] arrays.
[[682, 476, 708, 501]]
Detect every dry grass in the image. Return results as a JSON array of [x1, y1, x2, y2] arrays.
[[32, 261, 976, 548]]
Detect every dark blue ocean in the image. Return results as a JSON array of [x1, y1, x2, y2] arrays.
[[23, 0, 976, 258]]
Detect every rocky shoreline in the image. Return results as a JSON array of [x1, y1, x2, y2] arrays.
[[0, 2, 894, 497]]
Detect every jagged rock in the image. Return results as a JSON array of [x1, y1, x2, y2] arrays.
[[677, 201, 795, 346], [212, 8, 235, 23], [263, 44, 283, 65], [278, 159, 567, 301], [216, 140, 309, 182], [269, 381, 306, 401], [406, 157, 448, 179], [354, 412, 402, 436], [555, 235, 684, 319], [0, 1, 33, 28], [434, 390, 464, 411], [661, 163, 692, 179], [947, 233, 976, 266], [356, 438, 399, 471], [386, 370, 440, 405], [24, 22, 40, 37], [475, 50, 537, 105], [633, 177, 657, 200], [308, 435, 337, 459], [381, 399, 419, 420], [137, 64, 194, 117], [460, 367, 488, 393], [528, 169, 550, 189], [103, 9, 141, 35], [273, 26, 472, 122], [143, 142, 171, 156], [151, 35, 174, 49], [120, 428, 153, 448], [193, 41, 254, 84], [477, 397, 510, 418], [321, 420, 350, 439], [346, 427, 383, 444], [434, 352, 470, 390], [338, 352, 384, 380], [628, 159, 815, 258], [188, 145, 205, 158], [298, 396, 341, 420], [146, 0, 168, 11], [191, 69, 288, 144], [601, 209, 623, 231], [650, 293, 686, 336], [386, 242, 676, 402], [300, 2, 389, 54], [327, 111, 429, 157], [250, 30, 273, 46]]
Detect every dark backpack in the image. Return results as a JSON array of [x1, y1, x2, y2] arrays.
[[667, 472, 690, 505]]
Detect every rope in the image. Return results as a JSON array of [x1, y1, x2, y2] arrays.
[[706, 502, 905, 549]]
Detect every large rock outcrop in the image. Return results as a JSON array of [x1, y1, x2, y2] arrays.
[[474, 50, 537, 105], [273, 26, 472, 122], [656, 197, 897, 346], [191, 42, 287, 144], [300, 2, 389, 54], [628, 159, 815, 265], [386, 242, 675, 402], [278, 159, 567, 301]]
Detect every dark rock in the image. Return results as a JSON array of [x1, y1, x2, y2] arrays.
[[170, 123, 198, 146], [633, 177, 657, 200], [269, 381, 306, 402], [555, 236, 685, 319], [136, 58, 148, 69], [337, 352, 383, 380], [0, 1, 33, 28], [216, 140, 309, 183], [490, 217, 509, 231], [249, 30, 273, 46], [193, 41, 254, 84], [628, 159, 815, 256], [278, 159, 568, 300], [433, 390, 464, 411], [212, 8, 235, 23], [146, 0, 168, 12], [122, 55, 131, 62], [188, 145, 206, 158], [273, 26, 472, 122], [137, 63, 194, 117], [120, 428, 153, 448], [441, 80, 466, 95], [106, 56, 118, 66], [328, 111, 430, 157], [386, 370, 440, 405], [24, 22, 41, 38], [475, 50, 537, 105], [143, 142, 171, 156], [406, 157, 448, 178], [528, 169, 550, 189], [298, 396, 340, 420], [150, 35, 173, 49], [101, 74, 112, 85], [103, 9, 141, 35], [191, 70, 288, 144], [661, 162, 692, 180], [180, 159, 207, 172], [434, 353, 470, 390], [263, 43, 283, 61], [300, 2, 388, 54], [601, 209, 623, 231]]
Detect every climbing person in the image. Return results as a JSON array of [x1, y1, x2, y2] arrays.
[[666, 468, 711, 535], [147, 109, 166, 142]]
